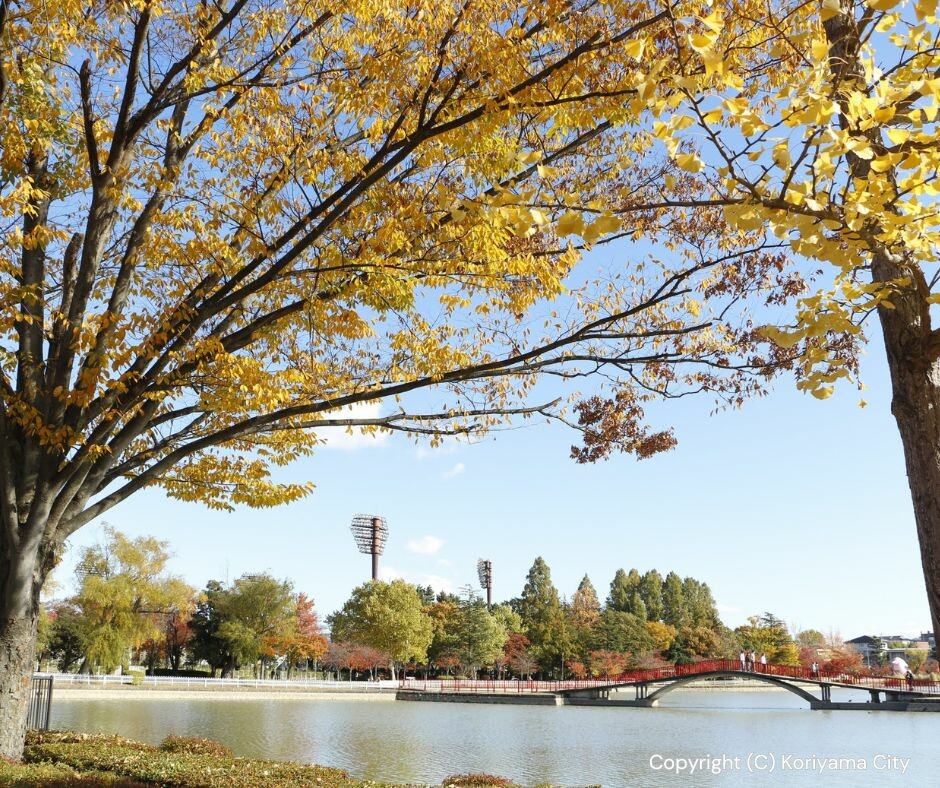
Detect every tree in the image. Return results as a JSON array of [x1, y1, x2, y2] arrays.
[[590, 609, 654, 656], [796, 629, 827, 649], [216, 574, 297, 677], [278, 593, 328, 678], [677, 625, 721, 659], [607, 569, 641, 612], [869, 637, 888, 668], [570, 575, 601, 630], [661, 572, 689, 630], [518, 557, 571, 674], [188, 580, 235, 678], [640, 0, 940, 647], [627, 591, 648, 622], [639, 570, 664, 622], [589, 649, 627, 678], [0, 0, 791, 755], [646, 621, 678, 652], [682, 578, 719, 629], [45, 601, 84, 673], [328, 580, 432, 679], [452, 595, 507, 676], [141, 607, 193, 673], [72, 527, 192, 672], [735, 613, 799, 665], [425, 598, 461, 671], [569, 574, 601, 661]]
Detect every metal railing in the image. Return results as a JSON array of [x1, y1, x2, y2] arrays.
[[27, 675, 53, 730], [44, 672, 398, 690], [400, 659, 940, 695]]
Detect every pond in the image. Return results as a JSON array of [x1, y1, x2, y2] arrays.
[[51, 689, 940, 786]]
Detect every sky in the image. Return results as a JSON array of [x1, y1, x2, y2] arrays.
[[53, 314, 931, 642]]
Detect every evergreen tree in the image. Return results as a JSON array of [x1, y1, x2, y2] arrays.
[[518, 557, 571, 675], [662, 572, 689, 629], [639, 570, 664, 622], [189, 580, 236, 678], [627, 591, 647, 621], [453, 596, 508, 676], [607, 568, 641, 611], [589, 609, 654, 655], [683, 577, 720, 628]]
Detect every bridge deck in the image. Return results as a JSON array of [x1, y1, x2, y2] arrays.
[[400, 658, 940, 700]]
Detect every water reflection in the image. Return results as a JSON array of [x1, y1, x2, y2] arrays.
[[51, 691, 940, 786]]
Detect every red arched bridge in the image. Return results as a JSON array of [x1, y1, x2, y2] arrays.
[[399, 659, 940, 710]]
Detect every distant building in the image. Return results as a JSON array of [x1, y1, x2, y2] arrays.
[[847, 633, 934, 667]]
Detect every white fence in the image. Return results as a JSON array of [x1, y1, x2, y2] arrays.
[[45, 673, 398, 690]]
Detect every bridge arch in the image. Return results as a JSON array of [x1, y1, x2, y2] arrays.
[[643, 671, 820, 706]]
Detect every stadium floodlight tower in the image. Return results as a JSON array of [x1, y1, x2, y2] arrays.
[[477, 559, 493, 607], [350, 514, 388, 581]]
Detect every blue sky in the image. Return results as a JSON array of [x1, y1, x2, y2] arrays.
[[56, 319, 930, 641]]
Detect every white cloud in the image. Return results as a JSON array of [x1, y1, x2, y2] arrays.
[[407, 535, 444, 555], [316, 402, 390, 451], [440, 462, 465, 480]]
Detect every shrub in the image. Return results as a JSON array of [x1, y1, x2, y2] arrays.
[[442, 774, 514, 786], [23, 731, 352, 787], [159, 736, 234, 758]]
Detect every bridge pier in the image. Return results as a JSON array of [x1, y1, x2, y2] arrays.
[[636, 683, 649, 700], [820, 684, 831, 703], [869, 689, 881, 703]]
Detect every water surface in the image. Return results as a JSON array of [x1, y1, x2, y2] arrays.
[[51, 689, 940, 786]]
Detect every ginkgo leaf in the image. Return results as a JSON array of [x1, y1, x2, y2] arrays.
[[582, 214, 622, 243], [675, 153, 705, 172], [555, 211, 585, 236], [820, 0, 842, 20]]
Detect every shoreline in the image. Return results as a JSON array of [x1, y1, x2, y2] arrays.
[[54, 686, 396, 701], [51, 677, 807, 701]]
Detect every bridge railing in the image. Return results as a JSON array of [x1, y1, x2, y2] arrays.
[[400, 659, 940, 695]]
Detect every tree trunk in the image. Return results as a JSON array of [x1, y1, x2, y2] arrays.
[[877, 297, 940, 643], [0, 612, 39, 760]]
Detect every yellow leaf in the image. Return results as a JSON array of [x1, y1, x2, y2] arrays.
[[886, 128, 910, 145], [623, 38, 645, 59], [702, 107, 723, 124], [820, 0, 842, 20], [582, 214, 622, 243], [867, 0, 901, 9], [555, 211, 585, 237], [688, 33, 716, 53], [811, 386, 835, 399], [772, 143, 791, 170], [701, 10, 724, 32], [675, 153, 704, 173]]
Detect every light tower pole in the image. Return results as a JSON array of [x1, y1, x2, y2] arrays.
[[350, 514, 388, 581], [477, 559, 493, 607]]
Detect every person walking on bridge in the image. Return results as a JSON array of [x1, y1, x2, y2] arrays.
[[739, 651, 746, 672], [760, 653, 767, 673]]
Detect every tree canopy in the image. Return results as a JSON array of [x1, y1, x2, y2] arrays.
[[328, 580, 433, 677], [73, 526, 191, 672], [4, 0, 940, 759]]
